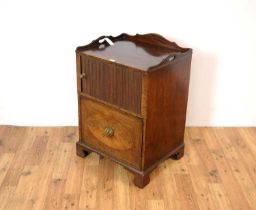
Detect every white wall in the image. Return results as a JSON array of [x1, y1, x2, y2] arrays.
[[0, 0, 256, 126]]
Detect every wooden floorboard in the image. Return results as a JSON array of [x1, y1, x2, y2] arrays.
[[0, 126, 255, 210]]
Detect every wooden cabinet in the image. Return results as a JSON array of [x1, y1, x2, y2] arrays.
[[76, 33, 192, 188]]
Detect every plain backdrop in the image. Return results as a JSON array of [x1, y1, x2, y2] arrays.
[[0, 0, 256, 126]]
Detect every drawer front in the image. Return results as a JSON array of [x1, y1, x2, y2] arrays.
[[81, 55, 142, 114], [80, 97, 142, 169]]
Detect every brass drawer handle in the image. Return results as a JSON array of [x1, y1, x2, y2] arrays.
[[80, 73, 87, 79], [103, 127, 114, 137]]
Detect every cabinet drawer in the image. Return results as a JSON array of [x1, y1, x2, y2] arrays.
[[81, 55, 142, 114], [80, 97, 142, 169]]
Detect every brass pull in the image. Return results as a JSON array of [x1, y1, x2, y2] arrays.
[[103, 127, 114, 137], [80, 73, 86, 79]]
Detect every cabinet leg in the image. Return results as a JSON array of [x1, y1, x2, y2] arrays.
[[170, 146, 184, 160], [133, 173, 150, 188], [76, 142, 90, 158]]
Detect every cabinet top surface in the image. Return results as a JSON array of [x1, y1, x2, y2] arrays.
[[76, 33, 191, 71]]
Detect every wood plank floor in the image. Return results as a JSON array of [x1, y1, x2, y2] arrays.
[[0, 126, 255, 210]]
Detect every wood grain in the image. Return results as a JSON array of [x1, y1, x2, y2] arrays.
[[80, 97, 143, 169], [143, 54, 192, 169], [0, 126, 256, 210], [81, 55, 143, 114]]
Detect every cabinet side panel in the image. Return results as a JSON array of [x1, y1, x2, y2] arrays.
[[143, 55, 192, 169]]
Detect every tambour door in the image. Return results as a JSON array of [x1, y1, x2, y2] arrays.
[[80, 55, 143, 115]]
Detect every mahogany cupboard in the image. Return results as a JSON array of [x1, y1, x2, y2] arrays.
[[75, 33, 192, 188]]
